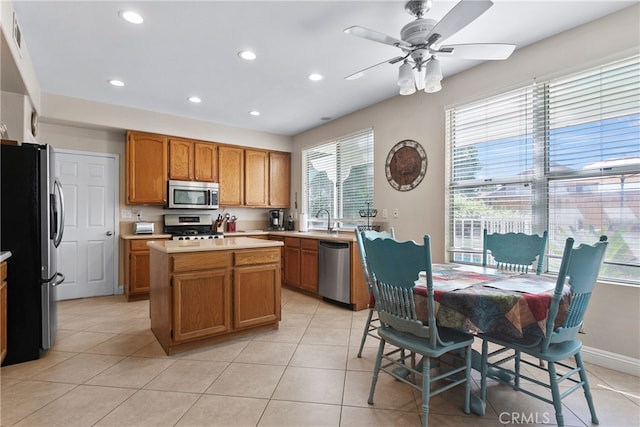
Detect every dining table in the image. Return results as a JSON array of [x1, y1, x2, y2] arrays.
[[410, 263, 571, 416], [413, 263, 570, 340]]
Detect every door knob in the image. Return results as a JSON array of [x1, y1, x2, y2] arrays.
[[106, 231, 113, 236]]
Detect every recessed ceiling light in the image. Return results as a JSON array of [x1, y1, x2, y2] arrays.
[[188, 96, 202, 103], [308, 73, 324, 81], [118, 10, 143, 24], [249, 110, 261, 116], [108, 79, 125, 87], [238, 50, 257, 61]]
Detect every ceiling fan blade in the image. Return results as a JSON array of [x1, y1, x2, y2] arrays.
[[437, 43, 516, 60], [344, 26, 412, 49], [344, 56, 406, 80], [426, 0, 493, 45]]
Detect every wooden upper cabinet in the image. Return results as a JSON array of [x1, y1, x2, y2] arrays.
[[126, 131, 168, 204], [194, 142, 218, 182], [269, 151, 291, 208], [245, 149, 269, 207], [168, 138, 194, 181], [169, 138, 218, 182], [218, 146, 244, 206]]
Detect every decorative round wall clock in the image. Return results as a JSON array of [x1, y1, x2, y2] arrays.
[[385, 139, 427, 191]]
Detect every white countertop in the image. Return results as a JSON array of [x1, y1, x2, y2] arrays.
[[121, 230, 356, 242], [0, 251, 12, 262], [120, 233, 172, 240], [268, 230, 357, 242], [147, 237, 283, 254]]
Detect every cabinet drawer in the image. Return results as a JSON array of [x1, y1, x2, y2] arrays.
[[172, 252, 232, 273], [284, 237, 300, 248], [130, 240, 152, 251], [234, 249, 280, 266], [301, 239, 318, 251]]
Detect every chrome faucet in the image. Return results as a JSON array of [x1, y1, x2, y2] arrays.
[[316, 208, 332, 233]]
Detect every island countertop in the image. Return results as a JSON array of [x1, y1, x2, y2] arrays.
[[147, 237, 283, 254]]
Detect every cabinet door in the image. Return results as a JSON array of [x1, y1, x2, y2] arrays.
[[172, 269, 231, 343], [233, 264, 280, 329], [245, 149, 269, 207], [168, 138, 194, 180], [284, 238, 301, 287], [194, 142, 218, 182], [300, 239, 318, 293], [129, 251, 151, 295], [269, 151, 291, 208], [126, 131, 168, 204], [218, 146, 244, 206]]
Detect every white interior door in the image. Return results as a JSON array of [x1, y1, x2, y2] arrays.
[[56, 150, 118, 300]]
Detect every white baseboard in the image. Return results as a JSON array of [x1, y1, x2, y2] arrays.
[[582, 345, 640, 377]]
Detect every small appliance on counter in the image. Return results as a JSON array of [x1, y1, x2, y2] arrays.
[[163, 214, 224, 240], [269, 209, 284, 230], [133, 222, 155, 234], [286, 215, 295, 231]]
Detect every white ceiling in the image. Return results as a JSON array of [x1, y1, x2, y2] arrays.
[[9, 0, 637, 136]]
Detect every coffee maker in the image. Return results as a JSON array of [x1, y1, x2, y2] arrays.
[[269, 209, 284, 230]]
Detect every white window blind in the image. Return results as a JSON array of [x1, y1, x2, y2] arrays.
[[545, 56, 640, 281], [447, 56, 640, 284], [303, 129, 374, 229]]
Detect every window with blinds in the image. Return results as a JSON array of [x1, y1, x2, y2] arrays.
[[446, 56, 639, 284], [302, 129, 374, 229]]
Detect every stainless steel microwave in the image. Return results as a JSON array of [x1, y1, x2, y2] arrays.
[[168, 180, 219, 209]]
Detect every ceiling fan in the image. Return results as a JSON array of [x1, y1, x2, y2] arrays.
[[344, 0, 516, 95]]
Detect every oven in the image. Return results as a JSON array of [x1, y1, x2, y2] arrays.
[[163, 214, 224, 240], [168, 180, 219, 210]]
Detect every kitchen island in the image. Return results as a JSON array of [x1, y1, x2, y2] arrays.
[[148, 237, 283, 355]]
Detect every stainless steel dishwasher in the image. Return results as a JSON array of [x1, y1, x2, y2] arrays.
[[318, 240, 351, 304]]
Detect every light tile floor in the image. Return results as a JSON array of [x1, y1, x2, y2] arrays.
[[1, 288, 639, 426]]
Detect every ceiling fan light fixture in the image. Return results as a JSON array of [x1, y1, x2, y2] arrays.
[[424, 80, 442, 93], [399, 85, 416, 96], [425, 57, 442, 82], [397, 61, 413, 87]]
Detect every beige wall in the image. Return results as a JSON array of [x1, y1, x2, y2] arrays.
[[292, 5, 640, 362]]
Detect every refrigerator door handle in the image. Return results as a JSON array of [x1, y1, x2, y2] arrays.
[[51, 272, 65, 287], [52, 178, 65, 248]]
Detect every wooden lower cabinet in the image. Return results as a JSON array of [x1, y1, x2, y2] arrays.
[[300, 239, 318, 293], [283, 237, 318, 294], [124, 238, 169, 301], [172, 269, 231, 343], [150, 247, 281, 355], [1, 261, 7, 364]]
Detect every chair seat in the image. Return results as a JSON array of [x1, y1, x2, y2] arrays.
[[486, 333, 583, 362], [378, 326, 474, 358]]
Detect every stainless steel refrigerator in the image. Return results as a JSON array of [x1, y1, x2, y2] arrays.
[[1, 143, 65, 366]]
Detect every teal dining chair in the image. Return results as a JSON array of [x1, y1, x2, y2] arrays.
[[483, 229, 548, 274], [480, 235, 608, 427], [354, 227, 395, 358], [363, 233, 474, 427]]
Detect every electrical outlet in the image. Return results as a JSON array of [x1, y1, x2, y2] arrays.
[[382, 208, 388, 218], [121, 209, 132, 219], [393, 208, 399, 218]]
